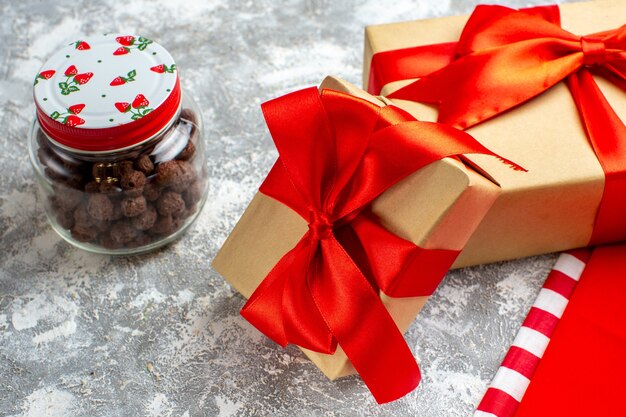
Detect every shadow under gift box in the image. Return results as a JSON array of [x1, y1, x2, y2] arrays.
[[212, 76, 501, 379], [364, 0, 626, 267]]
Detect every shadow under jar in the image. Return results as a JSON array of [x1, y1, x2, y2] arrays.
[[28, 34, 207, 255]]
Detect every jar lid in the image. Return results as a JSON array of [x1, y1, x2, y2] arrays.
[[33, 34, 181, 153]]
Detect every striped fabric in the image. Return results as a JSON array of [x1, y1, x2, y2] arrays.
[[473, 250, 590, 417]]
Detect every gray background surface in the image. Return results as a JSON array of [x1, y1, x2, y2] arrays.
[[0, 0, 575, 416]]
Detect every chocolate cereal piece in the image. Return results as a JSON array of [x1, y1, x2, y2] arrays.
[[71, 223, 98, 242], [73, 204, 92, 226], [111, 203, 124, 221], [87, 194, 114, 221], [176, 139, 195, 161], [92, 219, 111, 233], [179, 108, 196, 123], [99, 181, 121, 195], [99, 233, 124, 250], [117, 160, 135, 176], [131, 204, 157, 230], [143, 182, 162, 202], [150, 216, 170, 235], [110, 220, 137, 244], [55, 209, 75, 230], [120, 170, 146, 197], [133, 233, 154, 246], [151, 215, 181, 235], [135, 155, 154, 175], [183, 180, 204, 207], [170, 161, 196, 193], [155, 160, 185, 187], [155, 160, 178, 186], [178, 205, 195, 221], [157, 191, 185, 217], [121, 195, 147, 217], [126, 233, 153, 248], [54, 187, 83, 212]]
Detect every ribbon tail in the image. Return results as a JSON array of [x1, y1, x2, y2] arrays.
[[567, 70, 626, 245], [241, 238, 305, 347], [241, 235, 338, 354], [281, 236, 337, 353], [595, 63, 626, 94], [310, 237, 420, 404]]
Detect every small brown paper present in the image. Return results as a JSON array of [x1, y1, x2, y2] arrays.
[[212, 76, 500, 379]]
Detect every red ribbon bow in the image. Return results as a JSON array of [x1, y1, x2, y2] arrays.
[[241, 87, 514, 403], [382, 5, 626, 245]]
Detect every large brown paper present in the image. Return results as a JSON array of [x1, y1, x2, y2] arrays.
[[212, 76, 500, 380], [363, 0, 626, 268]]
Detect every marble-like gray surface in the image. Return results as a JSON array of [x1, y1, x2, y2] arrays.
[[0, 1, 576, 416]]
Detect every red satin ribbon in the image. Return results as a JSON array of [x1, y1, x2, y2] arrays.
[[371, 5, 626, 245], [367, 5, 561, 95], [368, 42, 457, 96], [241, 87, 514, 403]]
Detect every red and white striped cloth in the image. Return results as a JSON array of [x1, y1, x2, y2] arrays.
[[473, 250, 590, 417]]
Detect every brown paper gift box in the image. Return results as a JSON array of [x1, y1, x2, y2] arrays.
[[212, 76, 500, 379], [364, 0, 626, 268]]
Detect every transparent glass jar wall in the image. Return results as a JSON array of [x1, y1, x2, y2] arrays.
[[29, 94, 207, 254], [29, 35, 207, 255]]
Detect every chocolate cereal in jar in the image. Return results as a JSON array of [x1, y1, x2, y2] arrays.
[[28, 34, 207, 254]]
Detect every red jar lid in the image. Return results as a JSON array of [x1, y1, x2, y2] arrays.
[[33, 34, 181, 153]]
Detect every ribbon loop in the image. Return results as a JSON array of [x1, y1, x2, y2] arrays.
[[581, 36, 607, 66], [308, 210, 333, 240], [244, 86, 513, 404]]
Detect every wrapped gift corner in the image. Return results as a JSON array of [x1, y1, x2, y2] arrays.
[[212, 76, 501, 380], [363, 0, 626, 268]]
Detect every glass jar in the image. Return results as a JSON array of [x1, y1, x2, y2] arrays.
[[28, 34, 207, 255]]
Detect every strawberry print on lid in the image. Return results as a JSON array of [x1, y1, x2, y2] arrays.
[[115, 94, 153, 120], [113, 35, 153, 55], [73, 40, 91, 50], [110, 69, 137, 86], [50, 103, 86, 127], [150, 64, 176, 74], [34, 70, 56, 85], [34, 33, 178, 138]]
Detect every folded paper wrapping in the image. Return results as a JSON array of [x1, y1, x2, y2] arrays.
[[212, 76, 500, 380], [363, 0, 626, 267]]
